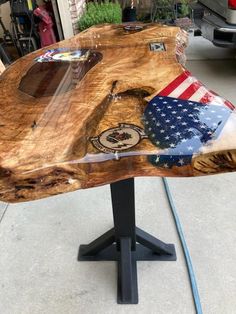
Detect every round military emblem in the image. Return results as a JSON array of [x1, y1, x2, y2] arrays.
[[90, 123, 147, 154]]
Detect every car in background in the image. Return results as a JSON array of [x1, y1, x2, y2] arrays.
[[190, 0, 236, 47]]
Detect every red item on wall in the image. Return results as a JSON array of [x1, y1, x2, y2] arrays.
[[229, 0, 236, 9], [34, 6, 56, 48]]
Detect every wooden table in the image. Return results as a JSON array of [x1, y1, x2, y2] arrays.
[[0, 23, 235, 304]]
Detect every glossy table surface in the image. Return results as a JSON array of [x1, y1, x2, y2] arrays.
[[0, 23, 236, 203]]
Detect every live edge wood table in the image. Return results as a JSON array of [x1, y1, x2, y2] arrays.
[[1, 23, 236, 304]]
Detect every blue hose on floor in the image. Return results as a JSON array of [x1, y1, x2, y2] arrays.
[[162, 178, 203, 314]]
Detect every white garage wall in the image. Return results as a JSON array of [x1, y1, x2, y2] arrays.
[[0, 2, 11, 37], [56, 0, 74, 39]]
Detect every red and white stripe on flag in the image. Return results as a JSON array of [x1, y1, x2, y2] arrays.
[[158, 70, 235, 110]]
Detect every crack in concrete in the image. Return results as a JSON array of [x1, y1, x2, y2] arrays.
[[0, 203, 9, 224]]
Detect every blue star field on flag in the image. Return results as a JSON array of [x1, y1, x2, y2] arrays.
[[143, 96, 232, 169]]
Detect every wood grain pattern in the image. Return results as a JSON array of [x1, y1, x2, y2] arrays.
[[0, 23, 235, 203]]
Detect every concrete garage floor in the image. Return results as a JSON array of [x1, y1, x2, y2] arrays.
[[0, 36, 236, 314]]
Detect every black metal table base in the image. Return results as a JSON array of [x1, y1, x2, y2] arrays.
[[78, 178, 176, 304]]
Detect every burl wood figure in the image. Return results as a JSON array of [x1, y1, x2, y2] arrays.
[[0, 24, 236, 203]]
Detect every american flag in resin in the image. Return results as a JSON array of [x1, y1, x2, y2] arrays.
[[143, 96, 232, 168]]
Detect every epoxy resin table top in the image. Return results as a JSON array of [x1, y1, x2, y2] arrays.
[[0, 23, 236, 203]]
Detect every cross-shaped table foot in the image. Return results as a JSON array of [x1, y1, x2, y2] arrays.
[[78, 178, 176, 304]]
